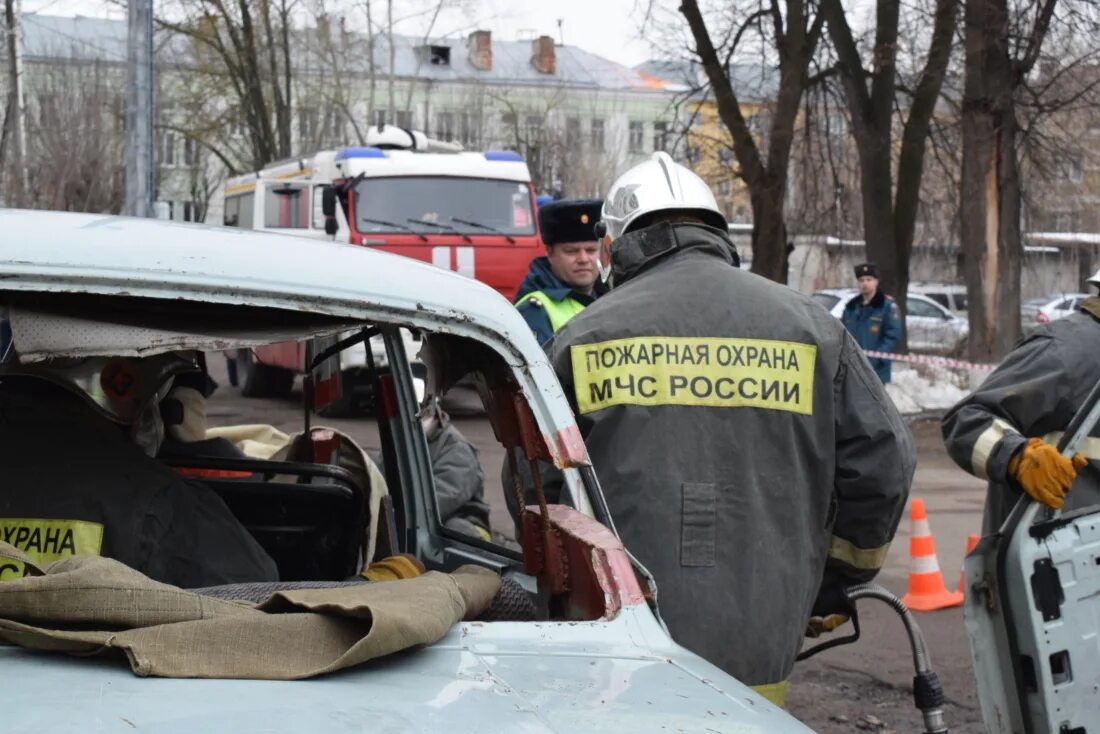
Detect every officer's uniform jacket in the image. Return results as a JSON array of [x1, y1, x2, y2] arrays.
[[942, 299, 1100, 533], [0, 377, 279, 587], [546, 222, 915, 688], [841, 290, 901, 382]]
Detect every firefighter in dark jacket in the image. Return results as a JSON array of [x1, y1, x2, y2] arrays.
[[841, 263, 901, 383], [514, 199, 608, 345], [0, 353, 279, 587], [541, 152, 914, 706], [942, 270, 1100, 534]]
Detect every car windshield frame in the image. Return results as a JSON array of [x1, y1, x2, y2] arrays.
[[354, 176, 535, 237]]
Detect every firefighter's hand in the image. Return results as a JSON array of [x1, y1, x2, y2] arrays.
[[805, 614, 849, 638], [1008, 438, 1088, 509], [806, 581, 854, 638]]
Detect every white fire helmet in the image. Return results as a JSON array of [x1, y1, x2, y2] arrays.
[[1089, 267, 1100, 288], [600, 152, 727, 243]]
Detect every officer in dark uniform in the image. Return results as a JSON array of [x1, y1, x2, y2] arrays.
[[514, 199, 608, 345], [840, 263, 902, 383], [540, 153, 914, 706], [0, 353, 279, 587]]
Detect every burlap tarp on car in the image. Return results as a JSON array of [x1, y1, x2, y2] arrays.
[[0, 541, 499, 679]]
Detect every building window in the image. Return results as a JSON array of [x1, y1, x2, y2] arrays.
[[718, 148, 732, 166], [628, 121, 645, 153], [653, 121, 668, 152], [566, 117, 580, 143], [428, 45, 451, 66], [183, 138, 199, 167], [373, 109, 388, 128], [436, 111, 455, 142], [524, 115, 541, 142], [159, 130, 176, 167], [717, 179, 732, 196], [459, 112, 478, 146], [182, 201, 193, 222], [1060, 154, 1084, 183], [395, 109, 413, 129], [590, 119, 605, 152]]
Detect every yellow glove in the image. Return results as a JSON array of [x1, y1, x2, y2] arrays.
[[361, 554, 425, 582], [805, 613, 849, 638], [1008, 438, 1088, 509]]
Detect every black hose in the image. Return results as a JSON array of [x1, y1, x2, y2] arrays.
[[845, 584, 948, 734]]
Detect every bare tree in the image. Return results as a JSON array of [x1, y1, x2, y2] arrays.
[[679, 0, 827, 283], [157, 0, 298, 170], [822, 0, 958, 328], [959, 0, 1100, 359]]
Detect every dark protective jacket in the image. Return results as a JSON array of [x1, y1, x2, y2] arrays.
[[514, 256, 605, 345], [545, 222, 914, 688], [942, 299, 1100, 534], [0, 377, 279, 587], [426, 414, 491, 536], [841, 290, 901, 383]]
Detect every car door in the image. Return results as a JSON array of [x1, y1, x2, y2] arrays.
[[965, 388, 1100, 733]]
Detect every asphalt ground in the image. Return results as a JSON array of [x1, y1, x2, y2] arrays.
[[205, 357, 989, 733]]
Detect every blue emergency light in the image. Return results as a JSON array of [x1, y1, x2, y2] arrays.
[[483, 151, 524, 162], [335, 147, 387, 161]]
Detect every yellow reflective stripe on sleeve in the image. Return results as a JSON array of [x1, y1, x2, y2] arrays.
[[0, 518, 104, 570], [570, 336, 816, 415], [750, 680, 789, 708], [828, 535, 889, 570], [970, 418, 1019, 479], [1041, 432, 1100, 460]]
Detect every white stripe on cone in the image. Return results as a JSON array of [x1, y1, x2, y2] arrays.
[[910, 555, 941, 575]]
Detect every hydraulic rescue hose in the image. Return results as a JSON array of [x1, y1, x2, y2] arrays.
[[797, 583, 948, 734]]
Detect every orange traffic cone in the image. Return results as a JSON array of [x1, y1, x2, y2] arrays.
[[956, 534, 980, 595], [901, 498, 964, 612]]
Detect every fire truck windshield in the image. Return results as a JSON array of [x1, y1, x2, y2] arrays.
[[355, 177, 534, 237]]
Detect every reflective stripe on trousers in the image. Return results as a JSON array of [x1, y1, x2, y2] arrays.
[[751, 680, 788, 708]]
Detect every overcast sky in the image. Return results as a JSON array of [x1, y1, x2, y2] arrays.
[[21, 0, 669, 68]]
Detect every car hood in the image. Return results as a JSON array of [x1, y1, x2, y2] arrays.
[[2, 612, 812, 733]]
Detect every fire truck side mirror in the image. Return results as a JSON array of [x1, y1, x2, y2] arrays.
[[321, 186, 337, 217], [321, 186, 339, 236]]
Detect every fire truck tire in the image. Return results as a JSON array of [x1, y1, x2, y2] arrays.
[[238, 348, 295, 399]]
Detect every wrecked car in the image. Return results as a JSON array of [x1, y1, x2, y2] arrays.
[[0, 210, 812, 733]]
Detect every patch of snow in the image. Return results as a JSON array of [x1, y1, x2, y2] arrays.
[[886, 365, 970, 414]]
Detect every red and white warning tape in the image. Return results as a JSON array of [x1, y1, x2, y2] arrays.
[[863, 350, 997, 372]]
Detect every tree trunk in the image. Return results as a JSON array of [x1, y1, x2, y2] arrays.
[[961, 0, 1021, 361], [750, 183, 789, 281]]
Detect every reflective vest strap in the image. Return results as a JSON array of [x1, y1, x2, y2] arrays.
[[521, 290, 586, 333]]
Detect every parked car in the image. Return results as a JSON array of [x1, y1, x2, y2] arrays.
[[811, 288, 969, 354], [910, 282, 968, 316], [1021, 292, 1089, 332], [0, 210, 811, 733]]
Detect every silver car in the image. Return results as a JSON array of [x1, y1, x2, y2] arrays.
[[1021, 292, 1089, 332], [811, 288, 969, 354]]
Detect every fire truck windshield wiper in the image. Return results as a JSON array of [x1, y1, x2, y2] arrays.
[[360, 217, 428, 242], [407, 218, 473, 243], [450, 217, 516, 244]]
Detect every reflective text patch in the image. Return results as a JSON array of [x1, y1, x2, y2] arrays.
[[571, 336, 817, 415], [0, 518, 104, 581]]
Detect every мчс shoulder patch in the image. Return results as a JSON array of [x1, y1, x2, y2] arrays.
[[570, 336, 817, 415]]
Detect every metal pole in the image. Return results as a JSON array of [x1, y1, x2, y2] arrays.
[[124, 0, 154, 217], [4, 0, 28, 207]]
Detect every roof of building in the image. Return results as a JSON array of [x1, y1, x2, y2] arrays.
[[20, 13, 679, 93], [634, 59, 779, 102]]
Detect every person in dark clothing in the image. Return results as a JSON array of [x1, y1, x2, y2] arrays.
[[840, 263, 902, 383], [942, 270, 1100, 534], [528, 153, 914, 706], [0, 358, 278, 588], [421, 397, 491, 540], [515, 199, 608, 345]]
